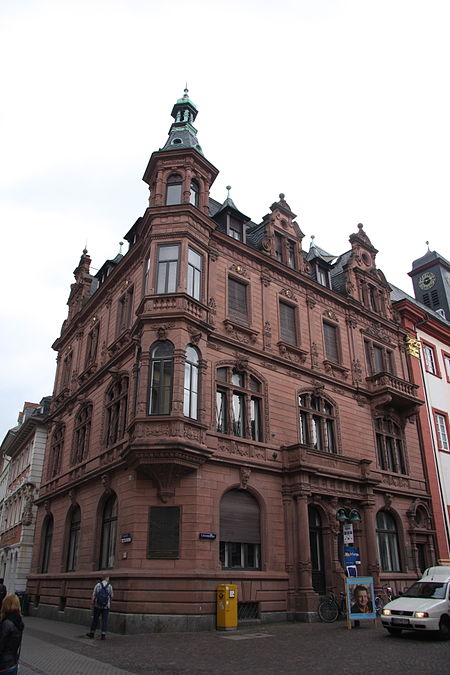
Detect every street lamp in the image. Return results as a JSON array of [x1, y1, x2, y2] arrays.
[[336, 507, 361, 523]]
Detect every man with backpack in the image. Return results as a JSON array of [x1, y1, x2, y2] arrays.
[[86, 575, 113, 640]]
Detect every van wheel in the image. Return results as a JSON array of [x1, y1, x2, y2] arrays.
[[438, 617, 450, 640], [387, 627, 402, 636]]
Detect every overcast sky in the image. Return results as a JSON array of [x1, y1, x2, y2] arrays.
[[1, 0, 449, 440]]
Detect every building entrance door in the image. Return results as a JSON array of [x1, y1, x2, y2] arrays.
[[309, 506, 326, 595]]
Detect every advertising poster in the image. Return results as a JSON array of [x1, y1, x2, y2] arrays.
[[346, 577, 376, 620]]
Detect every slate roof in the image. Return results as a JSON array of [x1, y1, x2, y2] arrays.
[[390, 283, 450, 327]]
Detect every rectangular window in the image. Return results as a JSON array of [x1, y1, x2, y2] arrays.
[[187, 248, 202, 300], [443, 353, 450, 383], [156, 244, 179, 294], [274, 233, 283, 262], [287, 240, 296, 269], [373, 345, 384, 373], [117, 286, 134, 335], [148, 506, 180, 559], [365, 340, 395, 375], [323, 322, 340, 363], [423, 343, 439, 376], [228, 217, 243, 241], [435, 412, 449, 451], [316, 267, 329, 287], [216, 390, 227, 433], [280, 302, 297, 345], [228, 277, 248, 323]]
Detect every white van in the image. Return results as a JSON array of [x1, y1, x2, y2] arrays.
[[381, 566, 450, 639]]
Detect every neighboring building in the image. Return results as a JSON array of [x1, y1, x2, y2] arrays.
[[0, 399, 50, 593], [392, 248, 450, 563], [28, 91, 438, 632]]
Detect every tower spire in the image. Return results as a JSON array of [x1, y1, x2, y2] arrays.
[[161, 87, 203, 155]]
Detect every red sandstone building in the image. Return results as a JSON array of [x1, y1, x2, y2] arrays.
[[28, 91, 441, 632]]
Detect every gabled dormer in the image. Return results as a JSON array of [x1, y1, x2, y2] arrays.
[[251, 194, 305, 272], [212, 188, 251, 243], [142, 89, 218, 215], [306, 236, 335, 288], [338, 224, 393, 318]]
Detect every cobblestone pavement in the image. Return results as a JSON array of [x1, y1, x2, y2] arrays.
[[19, 616, 450, 674]]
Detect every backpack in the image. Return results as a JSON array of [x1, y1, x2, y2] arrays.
[[95, 582, 110, 608]]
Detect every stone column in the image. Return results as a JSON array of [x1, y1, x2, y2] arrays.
[[362, 496, 380, 590], [293, 488, 317, 618]]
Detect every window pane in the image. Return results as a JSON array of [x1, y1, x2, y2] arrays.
[[216, 390, 226, 433], [280, 302, 297, 345], [251, 397, 262, 441], [323, 322, 339, 363], [436, 414, 449, 450], [228, 278, 248, 322], [232, 393, 244, 436]]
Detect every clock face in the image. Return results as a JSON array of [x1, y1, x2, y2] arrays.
[[418, 271, 436, 290]]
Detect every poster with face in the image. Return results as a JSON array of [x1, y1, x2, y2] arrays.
[[346, 577, 376, 620]]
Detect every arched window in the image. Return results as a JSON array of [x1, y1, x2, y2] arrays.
[[149, 341, 173, 415], [183, 345, 200, 420], [41, 514, 54, 573], [220, 489, 261, 569], [66, 506, 81, 572], [48, 425, 64, 478], [99, 494, 117, 569], [376, 511, 401, 572], [298, 392, 337, 453], [375, 417, 407, 474], [189, 179, 199, 206], [166, 173, 183, 205], [216, 367, 263, 442], [72, 404, 92, 464], [105, 376, 129, 446]]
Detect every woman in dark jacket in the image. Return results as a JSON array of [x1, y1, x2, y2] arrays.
[[0, 594, 24, 674]]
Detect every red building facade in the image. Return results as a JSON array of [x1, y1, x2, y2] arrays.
[[28, 91, 438, 632]]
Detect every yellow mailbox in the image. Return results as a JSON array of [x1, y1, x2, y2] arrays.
[[216, 584, 238, 630]]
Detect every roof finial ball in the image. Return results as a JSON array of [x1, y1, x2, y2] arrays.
[[426, 240, 430, 250], [279, 193, 285, 200], [183, 84, 189, 99], [226, 185, 232, 198], [358, 223, 364, 231]]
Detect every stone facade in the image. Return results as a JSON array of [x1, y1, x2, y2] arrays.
[[28, 91, 437, 632]]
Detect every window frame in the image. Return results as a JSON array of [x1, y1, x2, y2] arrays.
[[148, 341, 174, 416], [323, 320, 341, 364], [376, 510, 401, 572], [99, 494, 117, 570], [442, 351, 450, 383], [187, 247, 202, 301], [220, 489, 261, 571], [228, 276, 249, 324], [105, 376, 129, 447], [422, 341, 441, 377], [66, 506, 81, 572], [72, 404, 92, 464], [165, 173, 183, 205], [215, 367, 264, 442], [279, 300, 298, 346], [156, 243, 180, 294], [433, 409, 450, 452], [374, 416, 408, 474], [183, 345, 200, 420], [364, 339, 395, 376], [298, 392, 338, 454]]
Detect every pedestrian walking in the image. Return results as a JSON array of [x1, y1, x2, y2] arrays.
[[0, 594, 24, 675], [0, 579, 7, 607], [86, 575, 113, 640]]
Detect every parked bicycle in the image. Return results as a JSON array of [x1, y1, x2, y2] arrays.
[[318, 591, 347, 622], [375, 585, 394, 616]]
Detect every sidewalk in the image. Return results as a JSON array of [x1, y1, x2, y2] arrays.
[[19, 614, 449, 675]]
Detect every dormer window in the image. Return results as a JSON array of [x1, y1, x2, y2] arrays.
[[316, 266, 330, 288], [228, 217, 244, 242], [189, 179, 199, 207], [274, 232, 297, 269], [275, 233, 283, 262], [166, 174, 182, 205]]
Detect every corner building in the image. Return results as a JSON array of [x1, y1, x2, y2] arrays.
[[29, 91, 438, 632]]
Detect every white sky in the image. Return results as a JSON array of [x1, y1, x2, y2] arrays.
[[1, 0, 449, 439]]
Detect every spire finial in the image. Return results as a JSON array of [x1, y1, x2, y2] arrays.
[[119, 241, 124, 254], [358, 223, 364, 230], [183, 83, 189, 99], [426, 240, 430, 250], [226, 185, 232, 198], [310, 235, 315, 247]]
